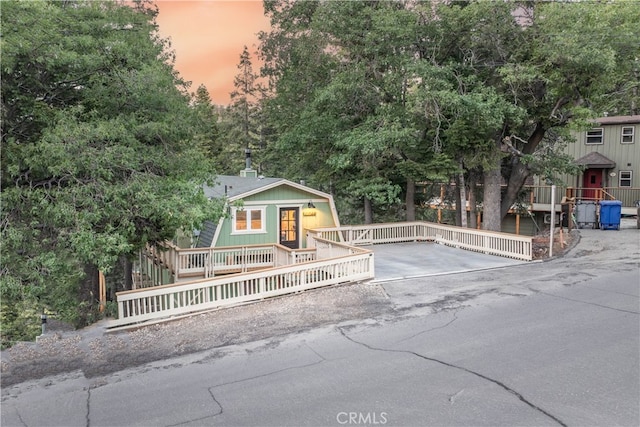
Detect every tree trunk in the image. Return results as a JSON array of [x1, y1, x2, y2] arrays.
[[483, 162, 502, 231], [500, 122, 546, 220], [469, 173, 478, 229], [105, 255, 133, 302], [458, 160, 467, 228], [77, 263, 100, 327], [500, 160, 530, 219], [454, 182, 462, 226], [364, 197, 373, 224], [405, 177, 416, 221], [122, 255, 133, 292]]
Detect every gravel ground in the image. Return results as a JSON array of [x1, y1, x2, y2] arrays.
[[1, 282, 392, 388], [531, 228, 576, 259]]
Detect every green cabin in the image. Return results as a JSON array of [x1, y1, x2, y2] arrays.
[[192, 167, 341, 250]]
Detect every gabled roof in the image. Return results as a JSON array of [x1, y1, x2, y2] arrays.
[[575, 152, 616, 168], [593, 115, 640, 126], [203, 175, 283, 199], [195, 220, 217, 248], [203, 174, 333, 202]]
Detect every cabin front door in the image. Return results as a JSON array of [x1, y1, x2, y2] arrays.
[[582, 169, 602, 200], [279, 207, 299, 249]]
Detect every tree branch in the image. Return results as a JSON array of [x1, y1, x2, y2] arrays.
[[501, 135, 526, 157]]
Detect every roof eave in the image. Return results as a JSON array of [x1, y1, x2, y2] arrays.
[[227, 179, 334, 202]]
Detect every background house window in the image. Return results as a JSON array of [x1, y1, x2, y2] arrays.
[[621, 126, 634, 144], [619, 171, 632, 187], [232, 207, 265, 233], [586, 128, 603, 144]]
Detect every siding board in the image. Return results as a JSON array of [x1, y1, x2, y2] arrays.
[[564, 122, 639, 188]]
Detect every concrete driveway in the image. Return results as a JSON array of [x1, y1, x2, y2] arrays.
[[368, 241, 529, 282], [370, 216, 638, 283]]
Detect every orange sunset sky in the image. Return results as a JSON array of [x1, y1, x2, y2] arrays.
[[155, 1, 270, 105]]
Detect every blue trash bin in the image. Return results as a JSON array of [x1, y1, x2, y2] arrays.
[[599, 200, 622, 230]]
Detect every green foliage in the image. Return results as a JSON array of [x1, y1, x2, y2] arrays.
[[261, 1, 440, 220], [1, 0, 223, 345], [0, 299, 42, 349], [190, 84, 221, 160], [346, 177, 401, 207], [257, 0, 638, 228], [214, 47, 266, 174]]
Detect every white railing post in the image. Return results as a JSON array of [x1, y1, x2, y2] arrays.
[[242, 246, 247, 272]]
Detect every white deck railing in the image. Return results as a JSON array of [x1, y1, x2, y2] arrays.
[[111, 239, 373, 327], [143, 242, 316, 282], [308, 221, 532, 261], [116, 221, 530, 328]]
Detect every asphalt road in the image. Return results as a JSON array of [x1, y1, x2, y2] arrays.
[[1, 224, 638, 426]]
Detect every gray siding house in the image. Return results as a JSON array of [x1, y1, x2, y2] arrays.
[[564, 115, 639, 191]]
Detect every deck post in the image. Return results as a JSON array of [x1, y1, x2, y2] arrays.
[[172, 249, 178, 279], [242, 246, 247, 272], [549, 185, 556, 258]]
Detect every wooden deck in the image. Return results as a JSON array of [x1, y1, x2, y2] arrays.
[[308, 221, 533, 261], [111, 221, 534, 328], [113, 238, 373, 328], [426, 184, 639, 212]]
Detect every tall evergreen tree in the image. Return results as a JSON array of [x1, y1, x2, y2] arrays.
[[230, 46, 260, 150], [191, 84, 221, 160], [261, 0, 451, 223], [259, 0, 639, 229], [1, 0, 223, 346]]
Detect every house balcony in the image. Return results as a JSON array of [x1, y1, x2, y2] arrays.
[[425, 184, 640, 216], [531, 186, 640, 216]]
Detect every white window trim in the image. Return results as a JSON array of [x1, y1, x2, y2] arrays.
[[231, 206, 267, 234], [621, 126, 635, 144], [619, 170, 632, 187], [585, 128, 603, 145]]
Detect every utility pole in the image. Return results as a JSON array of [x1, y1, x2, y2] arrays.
[[549, 185, 556, 258]]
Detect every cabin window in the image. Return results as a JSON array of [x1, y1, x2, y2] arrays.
[[621, 127, 634, 144], [619, 171, 632, 187], [585, 128, 603, 145], [232, 206, 266, 233]]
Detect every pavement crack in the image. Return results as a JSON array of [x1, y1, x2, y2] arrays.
[[397, 310, 460, 343], [208, 387, 223, 416], [211, 355, 326, 389], [12, 406, 28, 427], [304, 342, 328, 362], [171, 352, 326, 426], [338, 328, 567, 427], [166, 387, 223, 426], [525, 287, 639, 315], [85, 387, 91, 427], [583, 286, 640, 298]]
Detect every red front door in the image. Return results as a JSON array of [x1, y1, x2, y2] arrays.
[[582, 169, 602, 200]]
